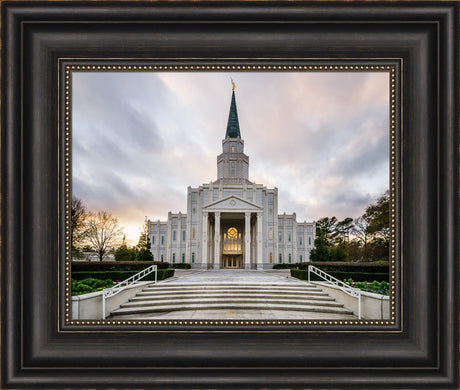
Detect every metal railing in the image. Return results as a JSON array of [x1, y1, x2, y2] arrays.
[[102, 265, 157, 319], [308, 264, 362, 319]]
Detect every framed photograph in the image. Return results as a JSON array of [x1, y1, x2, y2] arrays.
[[2, 1, 458, 389]]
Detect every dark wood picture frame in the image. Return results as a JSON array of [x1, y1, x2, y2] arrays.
[[2, 1, 458, 388]]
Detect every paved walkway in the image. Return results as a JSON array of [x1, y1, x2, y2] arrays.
[[161, 269, 303, 285], [111, 270, 357, 320]]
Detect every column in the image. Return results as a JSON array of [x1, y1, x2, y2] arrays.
[[202, 212, 208, 268], [244, 212, 251, 269], [214, 212, 221, 269], [156, 221, 160, 263], [257, 213, 263, 270], [293, 214, 297, 266]]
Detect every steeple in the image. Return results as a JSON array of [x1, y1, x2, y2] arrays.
[[216, 81, 250, 184], [225, 81, 241, 139]]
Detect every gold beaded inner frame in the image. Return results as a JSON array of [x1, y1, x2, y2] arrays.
[[62, 62, 399, 330]]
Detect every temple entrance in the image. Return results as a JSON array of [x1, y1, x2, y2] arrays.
[[222, 255, 243, 268], [221, 226, 244, 269]]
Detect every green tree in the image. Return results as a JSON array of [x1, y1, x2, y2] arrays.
[[137, 219, 151, 251], [309, 237, 330, 262], [135, 219, 153, 261], [114, 236, 137, 261], [363, 190, 389, 240]]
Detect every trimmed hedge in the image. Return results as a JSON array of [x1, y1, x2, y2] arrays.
[[71, 261, 170, 272], [291, 269, 388, 282], [272, 263, 298, 269], [297, 261, 389, 273], [72, 269, 175, 282], [169, 263, 191, 269]]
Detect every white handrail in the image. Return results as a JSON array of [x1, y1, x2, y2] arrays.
[[102, 264, 157, 319], [308, 264, 362, 319]]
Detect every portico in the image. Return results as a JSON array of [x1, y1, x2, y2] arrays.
[[202, 195, 263, 269]]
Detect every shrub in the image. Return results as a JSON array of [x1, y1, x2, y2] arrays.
[[297, 262, 389, 273], [273, 263, 298, 269], [72, 261, 166, 272], [344, 279, 390, 295], [71, 278, 114, 295], [72, 269, 175, 282], [290, 269, 308, 280], [290, 269, 389, 283], [169, 263, 191, 269]]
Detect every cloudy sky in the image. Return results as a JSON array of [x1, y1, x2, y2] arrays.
[[72, 71, 389, 245]]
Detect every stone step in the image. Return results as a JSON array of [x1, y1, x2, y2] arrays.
[[111, 302, 354, 316], [141, 285, 321, 293], [131, 292, 333, 301], [121, 297, 343, 308]]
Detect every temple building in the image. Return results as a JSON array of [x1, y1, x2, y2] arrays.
[[148, 84, 315, 269]]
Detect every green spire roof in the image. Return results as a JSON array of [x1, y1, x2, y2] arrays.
[[225, 90, 241, 138]]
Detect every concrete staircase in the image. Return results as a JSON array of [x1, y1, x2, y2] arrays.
[[109, 283, 354, 317]]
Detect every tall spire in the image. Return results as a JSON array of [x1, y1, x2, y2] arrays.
[[225, 81, 241, 138]]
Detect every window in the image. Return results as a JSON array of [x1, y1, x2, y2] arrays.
[[192, 227, 196, 239], [288, 232, 291, 242], [152, 236, 155, 245], [172, 253, 175, 263], [299, 237, 302, 245], [173, 231, 176, 241], [269, 228, 273, 240], [192, 252, 195, 263], [299, 255, 302, 262], [193, 207, 196, 214], [161, 236, 164, 245], [182, 231, 186, 241], [269, 252, 273, 263], [279, 254, 282, 263], [309, 237, 311, 245], [161, 254, 164, 262], [231, 145, 235, 152], [289, 253, 291, 263], [279, 233, 282, 242], [182, 253, 185, 263], [152, 255, 154, 261]]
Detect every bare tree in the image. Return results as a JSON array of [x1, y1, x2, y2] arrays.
[[84, 211, 124, 261], [71, 196, 88, 254]]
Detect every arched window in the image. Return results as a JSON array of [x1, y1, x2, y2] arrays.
[[172, 253, 175, 263], [182, 253, 185, 263], [192, 252, 195, 263]]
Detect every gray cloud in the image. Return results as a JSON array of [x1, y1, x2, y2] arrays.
[[72, 72, 390, 243]]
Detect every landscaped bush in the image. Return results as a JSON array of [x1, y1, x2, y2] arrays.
[[169, 263, 191, 269], [72, 269, 175, 282], [71, 261, 170, 272], [290, 269, 388, 283], [345, 279, 390, 295], [272, 263, 298, 269], [297, 261, 389, 273], [71, 278, 114, 295]]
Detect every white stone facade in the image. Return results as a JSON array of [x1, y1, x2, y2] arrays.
[[148, 89, 315, 269]]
